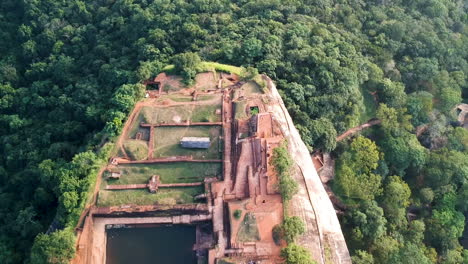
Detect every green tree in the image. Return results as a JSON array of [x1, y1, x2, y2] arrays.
[[30, 229, 76, 264], [457, 183, 468, 212], [419, 188, 435, 205], [282, 216, 305, 243], [379, 176, 411, 229], [348, 201, 387, 245], [240, 66, 259, 81], [388, 242, 432, 264], [376, 79, 407, 108], [307, 118, 337, 152], [424, 149, 468, 188], [281, 243, 317, 264], [426, 192, 465, 251], [172, 52, 201, 85], [406, 91, 433, 126], [447, 127, 468, 152], [370, 235, 400, 263], [112, 84, 145, 112], [443, 248, 465, 264], [406, 220, 426, 244], [136, 61, 162, 81], [379, 131, 427, 175], [351, 250, 374, 264], [335, 136, 382, 200], [272, 144, 298, 201], [376, 103, 399, 131]]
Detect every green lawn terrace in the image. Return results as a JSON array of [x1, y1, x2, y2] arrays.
[[100, 68, 246, 207], [97, 162, 221, 207], [120, 97, 223, 161], [153, 126, 222, 159], [97, 187, 203, 207], [127, 98, 223, 139]]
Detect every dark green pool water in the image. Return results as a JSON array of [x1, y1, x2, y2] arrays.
[[106, 226, 196, 264]]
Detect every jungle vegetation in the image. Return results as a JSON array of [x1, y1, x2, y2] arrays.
[[0, 0, 467, 263]]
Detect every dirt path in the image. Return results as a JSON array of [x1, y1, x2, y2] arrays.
[[116, 99, 156, 149], [336, 118, 381, 142], [74, 165, 106, 230], [233, 140, 253, 198]]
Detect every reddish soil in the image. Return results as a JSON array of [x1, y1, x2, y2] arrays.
[[194, 72, 218, 91]]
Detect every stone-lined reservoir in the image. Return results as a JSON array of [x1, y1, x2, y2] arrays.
[[106, 225, 196, 264]]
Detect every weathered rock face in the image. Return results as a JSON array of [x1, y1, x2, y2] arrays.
[[264, 76, 351, 264]]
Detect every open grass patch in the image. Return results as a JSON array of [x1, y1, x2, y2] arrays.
[[137, 103, 221, 125], [140, 105, 191, 124], [191, 104, 222, 122], [199, 62, 242, 75], [167, 94, 193, 102], [153, 126, 222, 159], [163, 62, 243, 76], [122, 140, 148, 160], [97, 186, 203, 207], [197, 95, 216, 101], [241, 81, 263, 95], [237, 213, 260, 242], [127, 107, 152, 138], [234, 101, 248, 120], [102, 162, 221, 186]]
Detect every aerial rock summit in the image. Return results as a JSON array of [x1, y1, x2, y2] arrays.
[[72, 64, 350, 264]]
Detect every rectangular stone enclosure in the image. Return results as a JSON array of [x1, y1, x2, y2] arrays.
[[180, 137, 211, 149]]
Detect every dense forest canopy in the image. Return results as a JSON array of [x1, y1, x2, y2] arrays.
[[0, 0, 467, 263]]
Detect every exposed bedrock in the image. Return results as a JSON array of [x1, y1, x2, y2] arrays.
[[264, 76, 351, 264]]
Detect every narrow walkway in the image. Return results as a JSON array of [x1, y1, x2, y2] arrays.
[[336, 118, 381, 142], [106, 184, 147, 190], [160, 182, 203, 187], [233, 140, 253, 198]]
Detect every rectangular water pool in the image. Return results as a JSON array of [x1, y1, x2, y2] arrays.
[[106, 225, 196, 264]]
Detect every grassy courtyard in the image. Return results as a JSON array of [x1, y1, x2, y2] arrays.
[[122, 140, 148, 160], [97, 162, 220, 206], [97, 186, 203, 207], [237, 212, 260, 242], [102, 162, 221, 186], [153, 126, 222, 159], [241, 81, 263, 95], [135, 103, 221, 125]]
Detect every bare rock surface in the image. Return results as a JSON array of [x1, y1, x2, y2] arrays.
[[265, 76, 351, 264]]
